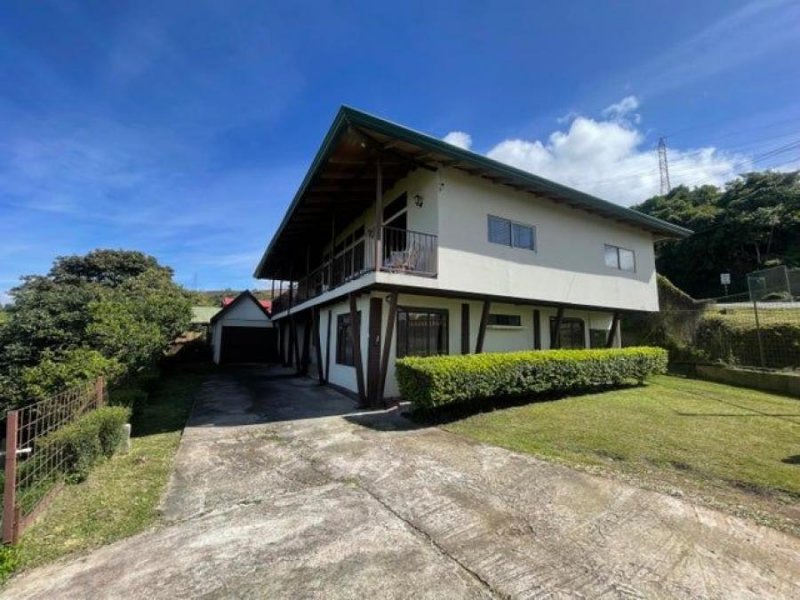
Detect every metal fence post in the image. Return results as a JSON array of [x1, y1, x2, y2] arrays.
[[3, 410, 19, 544], [752, 301, 766, 368], [95, 376, 106, 408]]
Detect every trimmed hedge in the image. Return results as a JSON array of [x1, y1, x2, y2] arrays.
[[39, 406, 131, 482], [396, 347, 668, 410]]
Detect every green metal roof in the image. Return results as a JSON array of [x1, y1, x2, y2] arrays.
[[191, 306, 221, 324], [254, 106, 692, 279]]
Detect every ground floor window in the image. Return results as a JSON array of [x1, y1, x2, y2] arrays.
[[549, 317, 585, 349], [488, 313, 522, 327], [336, 312, 361, 366], [589, 328, 608, 348], [397, 308, 448, 358]]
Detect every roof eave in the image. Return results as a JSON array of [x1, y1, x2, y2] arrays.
[[254, 106, 693, 279]]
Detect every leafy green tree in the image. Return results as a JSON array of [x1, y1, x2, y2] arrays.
[[0, 250, 192, 410], [634, 171, 800, 298], [20, 349, 124, 403], [88, 269, 192, 370], [49, 249, 169, 286]]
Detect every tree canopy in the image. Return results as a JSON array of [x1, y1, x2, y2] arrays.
[[0, 250, 191, 410], [634, 171, 800, 298]]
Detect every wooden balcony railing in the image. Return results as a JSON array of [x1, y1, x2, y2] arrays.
[[271, 226, 437, 313]]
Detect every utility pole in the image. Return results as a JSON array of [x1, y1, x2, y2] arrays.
[[658, 137, 671, 195]]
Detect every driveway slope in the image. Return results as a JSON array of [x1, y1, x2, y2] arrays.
[[4, 368, 799, 599]]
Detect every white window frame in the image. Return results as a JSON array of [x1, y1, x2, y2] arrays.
[[487, 215, 537, 252], [604, 244, 636, 273]]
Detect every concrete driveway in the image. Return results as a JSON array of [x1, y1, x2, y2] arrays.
[[5, 367, 800, 599]]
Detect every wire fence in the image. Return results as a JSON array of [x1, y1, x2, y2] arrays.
[[693, 302, 800, 370], [2, 377, 106, 544], [626, 266, 800, 373]]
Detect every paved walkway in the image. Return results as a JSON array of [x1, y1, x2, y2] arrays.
[[4, 367, 800, 599]]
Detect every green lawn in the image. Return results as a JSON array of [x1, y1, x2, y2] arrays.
[[445, 375, 800, 527], [13, 371, 203, 572]]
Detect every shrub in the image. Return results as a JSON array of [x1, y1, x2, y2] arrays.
[[39, 406, 131, 482], [109, 386, 148, 410], [131, 365, 161, 393], [83, 407, 130, 457], [695, 316, 800, 369], [0, 545, 20, 584], [396, 347, 668, 410], [20, 348, 124, 402]]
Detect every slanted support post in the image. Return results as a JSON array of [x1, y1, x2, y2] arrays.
[[349, 293, 366, 404], [378, 292, 398, 406], [293, 316, 301, 371], [475, 299, 491, 354], [606, 311, 621, 348], [552, 306, 565, 349], [461, 303, 470, 355], [300, 312, 311, 374], [324, 309, 332, 383], [313, 307, 324, 384]]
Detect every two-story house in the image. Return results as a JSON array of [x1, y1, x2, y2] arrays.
[[254, 107, 691, 405]]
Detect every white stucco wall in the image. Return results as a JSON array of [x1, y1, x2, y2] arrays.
[[316, 295, 371, 393], [211, 297, 273, 364], [304, 291, 619, 398], [309, 166, 659, 313], [370, 292, 619, 398], [434, 168, 659, 312]]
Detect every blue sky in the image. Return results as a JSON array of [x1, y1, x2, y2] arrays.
[[1, 0, 799, 301]]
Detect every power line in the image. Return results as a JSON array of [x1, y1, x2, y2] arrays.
[[584, 135, 800, 191]]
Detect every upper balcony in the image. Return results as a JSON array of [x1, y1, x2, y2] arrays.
[[272, 225, 437, 313]]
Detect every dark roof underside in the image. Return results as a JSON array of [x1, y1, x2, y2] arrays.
[[255, 107, 692, 279]]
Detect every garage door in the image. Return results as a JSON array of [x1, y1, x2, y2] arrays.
[[219, 326, 278, 364]]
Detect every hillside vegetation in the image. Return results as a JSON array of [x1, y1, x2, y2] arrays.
[[635, 171, 800, 298]]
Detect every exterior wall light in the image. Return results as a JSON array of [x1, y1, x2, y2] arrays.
[[413, 194, 424, 207]]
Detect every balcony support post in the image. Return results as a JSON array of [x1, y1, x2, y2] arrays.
[[328, 216, 335, 286], [606, 311, 621, 348], [313, 307, 324, 384], [349, 293, 366, 404], [374, 159, 383, 271], [378, 291, 398, 406], [475, 299, 491, 354], [552, 306, 565, 349]]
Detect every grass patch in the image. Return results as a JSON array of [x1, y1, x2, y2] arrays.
[[442, 375, 800, 531], [12, 371, 203, 573]]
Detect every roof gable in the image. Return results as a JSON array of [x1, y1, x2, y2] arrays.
[[254, 106, 692, 279], [210, 290, 271, 323]]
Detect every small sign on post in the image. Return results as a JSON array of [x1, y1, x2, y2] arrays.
[[720, 273, 731, 297]]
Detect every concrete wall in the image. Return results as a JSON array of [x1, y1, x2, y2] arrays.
[[695, 364, 800, 398]]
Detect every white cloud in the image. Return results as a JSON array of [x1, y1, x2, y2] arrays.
[[442, 131, 472, 150], [602, 95, 641, 123], [475, 100, 745, 206]]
